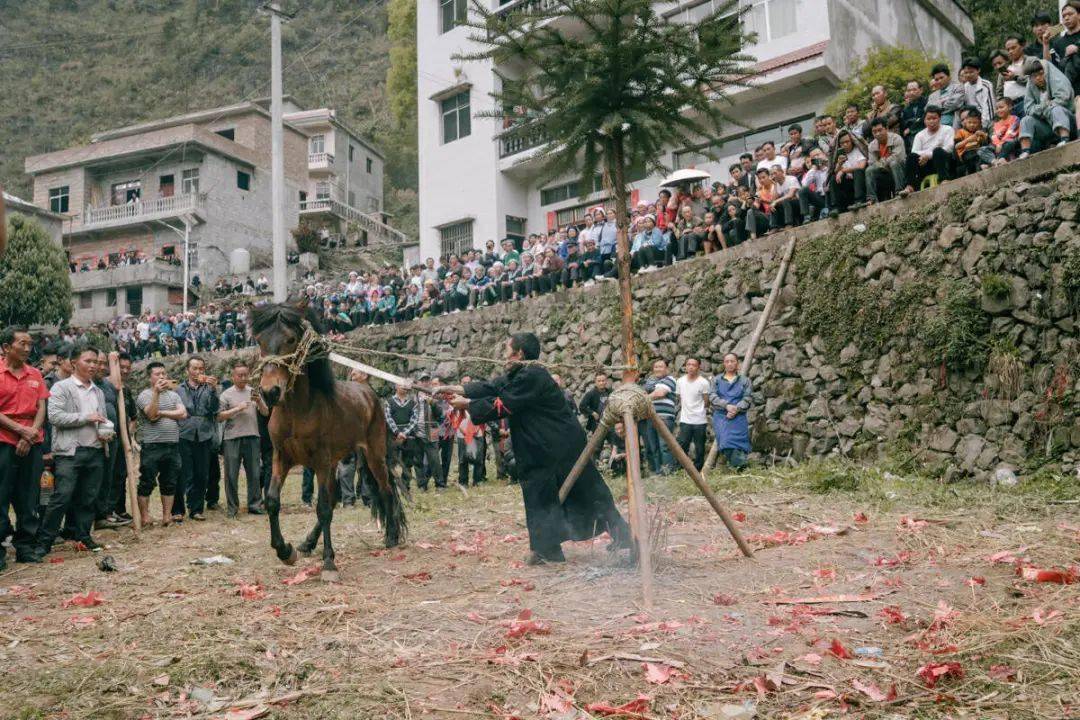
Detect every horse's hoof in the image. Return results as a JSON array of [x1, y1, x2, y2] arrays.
[[281, 547, 298, 566], [321, 570, 340, 583], [298, 546, 315, 557]]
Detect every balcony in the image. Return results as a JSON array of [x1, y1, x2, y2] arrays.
[[79, 193, 207, 233], [495, 0, 558, 19], [69, 258, 183, 292], [498, 121, 550, 159], [300, 198, 408, 245], [308, 152, 335, 170]]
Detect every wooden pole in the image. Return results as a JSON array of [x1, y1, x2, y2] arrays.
[[703, 236, 797, 471], [108, 353, 141, 533], [647, 407, 753, 558], [558, 420, 611, 504], [622, 408, 654, 610]]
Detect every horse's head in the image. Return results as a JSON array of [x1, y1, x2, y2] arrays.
[[250, 299, 316, 408]]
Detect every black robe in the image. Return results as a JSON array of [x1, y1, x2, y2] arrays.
[[465, 365, 630, 557]]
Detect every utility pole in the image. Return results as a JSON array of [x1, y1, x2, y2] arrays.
[[266, 1, 289, 302]]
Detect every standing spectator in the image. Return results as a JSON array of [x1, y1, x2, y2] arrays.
[[900, 80, 928, 151], [35, 346, 110, 557], [413, 373, 446, 491], [108, 351, 137, 521], [175, 356, 220, 522], [900, 105, 955, 196], [217, 362, 264, 517], [454, 377, 486, 486], [579, 373, 611, 434], [675, 358, 711, 470], [927, 63, 967, 127], [866, 118, 908, 204], [596, 208, 618, 273], [384, 383, 419, 492], [992, 38, 1032, 116], [781, 123, 817, 176], [1051, 1, 1080, 130], [961, 57, 996, 130], [1017, 57, 1075, 158], [828, 129, 868, 215], [642, 359, 676, 475], [814, 115, 839, 155], [91, 349, 128, 530], [841, 104, 866, 137], [709, 353, 752, 471], [0, 327, 48, 568], [1027, 11, 1056, 59], [991, 97, 1022, 164], [135, 362, 186, 526]]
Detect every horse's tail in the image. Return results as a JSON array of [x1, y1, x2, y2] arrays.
[[371, 466, 408, 546]]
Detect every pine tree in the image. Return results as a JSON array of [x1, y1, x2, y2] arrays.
[[0, 214, 72, 327], [460, 0, 754, 374]]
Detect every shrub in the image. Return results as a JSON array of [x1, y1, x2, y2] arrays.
[[980, 273, 1011, 301], [0, 214, 72, 326], [291, 224, 321, 254], [824, 46, 942, 117], [922, 280, 992, 372]]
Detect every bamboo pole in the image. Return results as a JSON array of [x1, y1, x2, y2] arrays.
[[558, 420, 611, 504], [647, 407, 753, 558], [703, 236, 797, 471], [108, 353, 141, 533], [622, 408, 654, 610]]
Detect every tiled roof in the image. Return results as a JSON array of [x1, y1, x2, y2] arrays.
[[753, 40, 829, 76]]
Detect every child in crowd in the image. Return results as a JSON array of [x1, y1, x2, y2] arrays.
[[953, 108, 995, 176], [991, 97, 1021, 165]]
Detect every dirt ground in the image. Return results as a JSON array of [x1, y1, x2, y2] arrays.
[[1, 461, 1077, 720]]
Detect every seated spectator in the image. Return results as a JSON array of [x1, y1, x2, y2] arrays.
[[755, 141, 787, 173], [539, 247, 564, 289], [561, 242, 584, 289], [1027, 10, 1056, 58], [841, 104, 866, 137], [500, 238, 520, 265], [866, 118, 907, 204], [701, 210, 723, 253], [901, 105, 955, 197], [419, 284, 444, 317], [961, 57, 996, 130], [828, 129, 868, 215], [953, 109, 995, 176], [992, 37, 1032, 116], [500, 259, 522, 300], [670, 204, 704, 262], [467, 264, 491, 308], [1050, 0, 1080, 130], [579, 238, 602, 283], [595, 208, 618, 271], [1018, 57, 1075, 158], [627, 215, 666, 272], [814, 114, 839, 155], [746, 170, 776, 238], [798, 148, 831, 221], [373, 287, 397, 324], [864, 85, 902, 137], [991, 97, 1022, 164], [515, 253, 541, 298], [722, 186, 752, 246], [483, 263, 505, 305], [927, 63, 967, 127], [769, 165, 802, 228], [781, 123, 817, 176]]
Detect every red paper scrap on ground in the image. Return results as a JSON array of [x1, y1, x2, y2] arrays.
[[989, 664, 1016, 681], [874, 551, 913, 567], [828, 639, 854, 659], [1017, 566, 1078, 584], [466, 611, 486, 623], [62, 591, 104, 608], [852, 678, 895, 702], [917, 661, 964, 688], [69, 615, 97, 625], [403, 571, 432, 582], [879, 606, 908, 624], [965, 576, 986, 587], [585, 694, 651, 719], [504, 609, 551, 639], [642, 662, 686, 685], [237, 582, 266, 601], [281, 565, 321, 586], [713, 593, 737, 606], [414, 542, 439, 550], [853, 512, 869, 523], [500, 578, 535, 591], [732, 512, 746, 522]]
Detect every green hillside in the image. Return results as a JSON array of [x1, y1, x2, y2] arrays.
[[0, 0, 418, 237]]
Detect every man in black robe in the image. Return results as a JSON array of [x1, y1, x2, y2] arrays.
[[435, 332, 630, 565]]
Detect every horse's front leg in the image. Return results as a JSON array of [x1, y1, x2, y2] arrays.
[[266, 449, 297, 566], [316, 470, 338, 582]]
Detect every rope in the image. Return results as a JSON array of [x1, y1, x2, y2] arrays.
[[254, 322, 328, 392], [601, 384, 652, 425]]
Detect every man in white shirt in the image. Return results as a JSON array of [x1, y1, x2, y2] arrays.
[[770, 165, 802, 228], [901, 105, 955, 197], [961, 57, 996, 130], [675, 358, 712, 470], [755, 141, 788, 173]]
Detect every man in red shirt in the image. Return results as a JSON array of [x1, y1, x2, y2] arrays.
[[0, 326, 49, 569]]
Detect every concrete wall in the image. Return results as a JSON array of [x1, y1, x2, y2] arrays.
[[349, 143, 1080, 480]]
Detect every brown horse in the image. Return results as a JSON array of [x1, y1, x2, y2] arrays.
[[251, 300, 406, 581]]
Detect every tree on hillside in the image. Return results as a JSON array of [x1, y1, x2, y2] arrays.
[[460, 0, 754, 375], [0, 214, 72, 327], [387, 0, 418, 131], [965, 0, 1047, 58], [825, 46, 942, 116]]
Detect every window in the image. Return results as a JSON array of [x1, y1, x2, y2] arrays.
[[540, 176, 603, 206], [159, 174, 175, 198], [237, 170, 251, 191], [439, 220, 474, 258], [111, 180, 141, 206], [299, 190, 308, 204], [506, 216, 526, 248], [79, 292, 92, 310], [315, 181, 331, 201], [106, 289, 117, 307], [673, 113, 814, 170], [310, 134, 325, 155], [181, 168, 200, 194], [556, 201, 605, 227], [349, 145, 356, 161], [441, 91, 471, 143], [366, 157, 373, 173], [126, 287, 142, 315], [440, 0, 467, 33], [348, 190, 357, 208], [49, 186, 70, 214], [162, 245, 176, 256], [741, 0, 797, 42], [215, 128, 236, 141]]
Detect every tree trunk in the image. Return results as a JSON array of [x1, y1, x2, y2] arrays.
[[608, 138, 637, 381]]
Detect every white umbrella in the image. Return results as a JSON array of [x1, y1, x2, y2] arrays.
[[659, 168, 712, 188]]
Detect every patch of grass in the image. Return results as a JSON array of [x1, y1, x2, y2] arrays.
[[922, 279, 992, 372], [980, 272, 1011, 301]]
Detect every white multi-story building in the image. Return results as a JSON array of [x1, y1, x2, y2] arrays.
[[416, 0, 974, 260]]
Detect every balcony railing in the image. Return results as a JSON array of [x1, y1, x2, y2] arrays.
[[495, 0, 558, 19], [498, 122, 550, 159], [299, 198, 408, 245], [308, 152, 335, 168], [81, 193, 207, 231], [69, 258, 184, 292]]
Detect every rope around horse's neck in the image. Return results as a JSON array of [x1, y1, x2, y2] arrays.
[[253, 322, 328, 392]]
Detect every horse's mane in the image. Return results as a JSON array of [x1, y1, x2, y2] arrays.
[[250, 300, 335, 396]]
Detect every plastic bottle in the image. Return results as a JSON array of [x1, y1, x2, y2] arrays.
[[40, 468, 55, 507]]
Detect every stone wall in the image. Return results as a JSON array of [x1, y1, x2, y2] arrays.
[[345, 145, 1080, 480]]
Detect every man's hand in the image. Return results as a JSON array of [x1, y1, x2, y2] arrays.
[[108, 350, 119, 362], [154, 378, 170, 393], [448, 394, 471, 410], [725, 403, 738, 419], [17, 424, 38, 443], [204, 376, 219, 388], [15, 438, 30, 457], [1067, 44, 1078, 57], [86, 412, 108, 424], [396, 432, 407, 442], [918, 154, 930, 166]]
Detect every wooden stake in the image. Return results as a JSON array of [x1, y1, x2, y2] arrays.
[[647, 407, 753, 558], [703, 236, 797, 471], [622, 408, 654, 610], [558, 420, 611, 504], [109, 353, 141, 533]]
